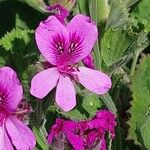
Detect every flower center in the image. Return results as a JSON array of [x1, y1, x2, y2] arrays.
[[57, 65, 77, 75], [0, 105, 8, 126], [0, 93, 9, 125], [0, 92, 5, 106]]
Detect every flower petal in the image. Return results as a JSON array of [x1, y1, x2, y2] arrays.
[[56, 75, 76, 111], [74, 67, 111, 95], [30, 67, 59, 99], [47, 119, 63, 144], [35, 16, 69, 65], [5, 116, 36, 150], [0, 67, 23, 112], [0, 123, 13, 150], [66, 131, 84, 150], [67, 14, 98, 64], [82, 53, 95, 69]]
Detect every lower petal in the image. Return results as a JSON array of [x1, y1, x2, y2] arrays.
[[30, 67, 60, 99], [56, 75, 76, 111], [5, 117, 36, 150], [66, 131, 84, 150], [74, 67, 112, 95], [0, 123, 13, 150]]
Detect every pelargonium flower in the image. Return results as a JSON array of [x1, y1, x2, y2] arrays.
[[48, 110, 116, 150], [0, 67, 36, 149], [84, 110, 117, 150], [30, 14, 111, 111], [47, 118, 84, 150], [46, 4, 95, 69]]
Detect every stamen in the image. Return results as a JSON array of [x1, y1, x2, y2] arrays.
[[14, 109, 30, 115], [0, 94, 4, 105], [53, 34, 66, 54], [68, 32, 83, 54]]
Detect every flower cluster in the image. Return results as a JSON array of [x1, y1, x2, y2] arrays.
[[0, 7, 113, 149], [48, 110, 117, 150]]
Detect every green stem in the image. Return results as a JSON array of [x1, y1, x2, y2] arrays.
[[108, 135, 112, 150], [90, 0, 109, 31], [113, 117, 123, 150], [77, 0, 89, 15], [36, 101, 44, 126], [89, 0, 110, 69], [130, 51, 139, 76]]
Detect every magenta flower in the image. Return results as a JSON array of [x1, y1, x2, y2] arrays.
[[48, 110, 116, 150], [85, 110, 117, 150], [30, 14, 111, 111], [0, 67, 36, 150], [47, 119, 84, 150]]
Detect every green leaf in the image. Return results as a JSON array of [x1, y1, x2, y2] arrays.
[[60, 93, 103, 120], [0, 55, 6, 67], [128, 56, 150, 145], [89, 0, 109, 26], [131, 0, 150, 32], [19, 0, 47, 13], [106, 0, 129, 29], [50, 0, 75, 11], [100, 93, 117, 114], [125, 0, 139, 8], [77, 0, 89, 15], [140, 117, 150, 150], [60, 108, 87, 121], [82, 94, 102, 118], [130, 32, 149, 76], [0, 28, 34, 51], [33, 127, 49, 150], [101, 29, 132, 67], [89, 0, 101, 69], [0, 0, 7, 3]]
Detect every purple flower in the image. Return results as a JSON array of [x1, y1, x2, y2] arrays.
[[0, 67, 36, 150], [48, 110, 116, 150], [30, 14, 112, 111], [47, 119, 84, 150], [85, 110, 117, 150]]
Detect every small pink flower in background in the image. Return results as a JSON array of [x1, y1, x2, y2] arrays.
[[48, 110, 116, 150], [30, 14, 111, 111], [0, 67, 36, 150]]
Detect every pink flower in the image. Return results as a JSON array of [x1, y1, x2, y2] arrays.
[[30, 14, 112, 111], [0, 67, 36, 150], [85, 110, 117, 150], [47, 119, 84, 150], [48, 110, 116, 150], [46, 5, 95, 69]]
